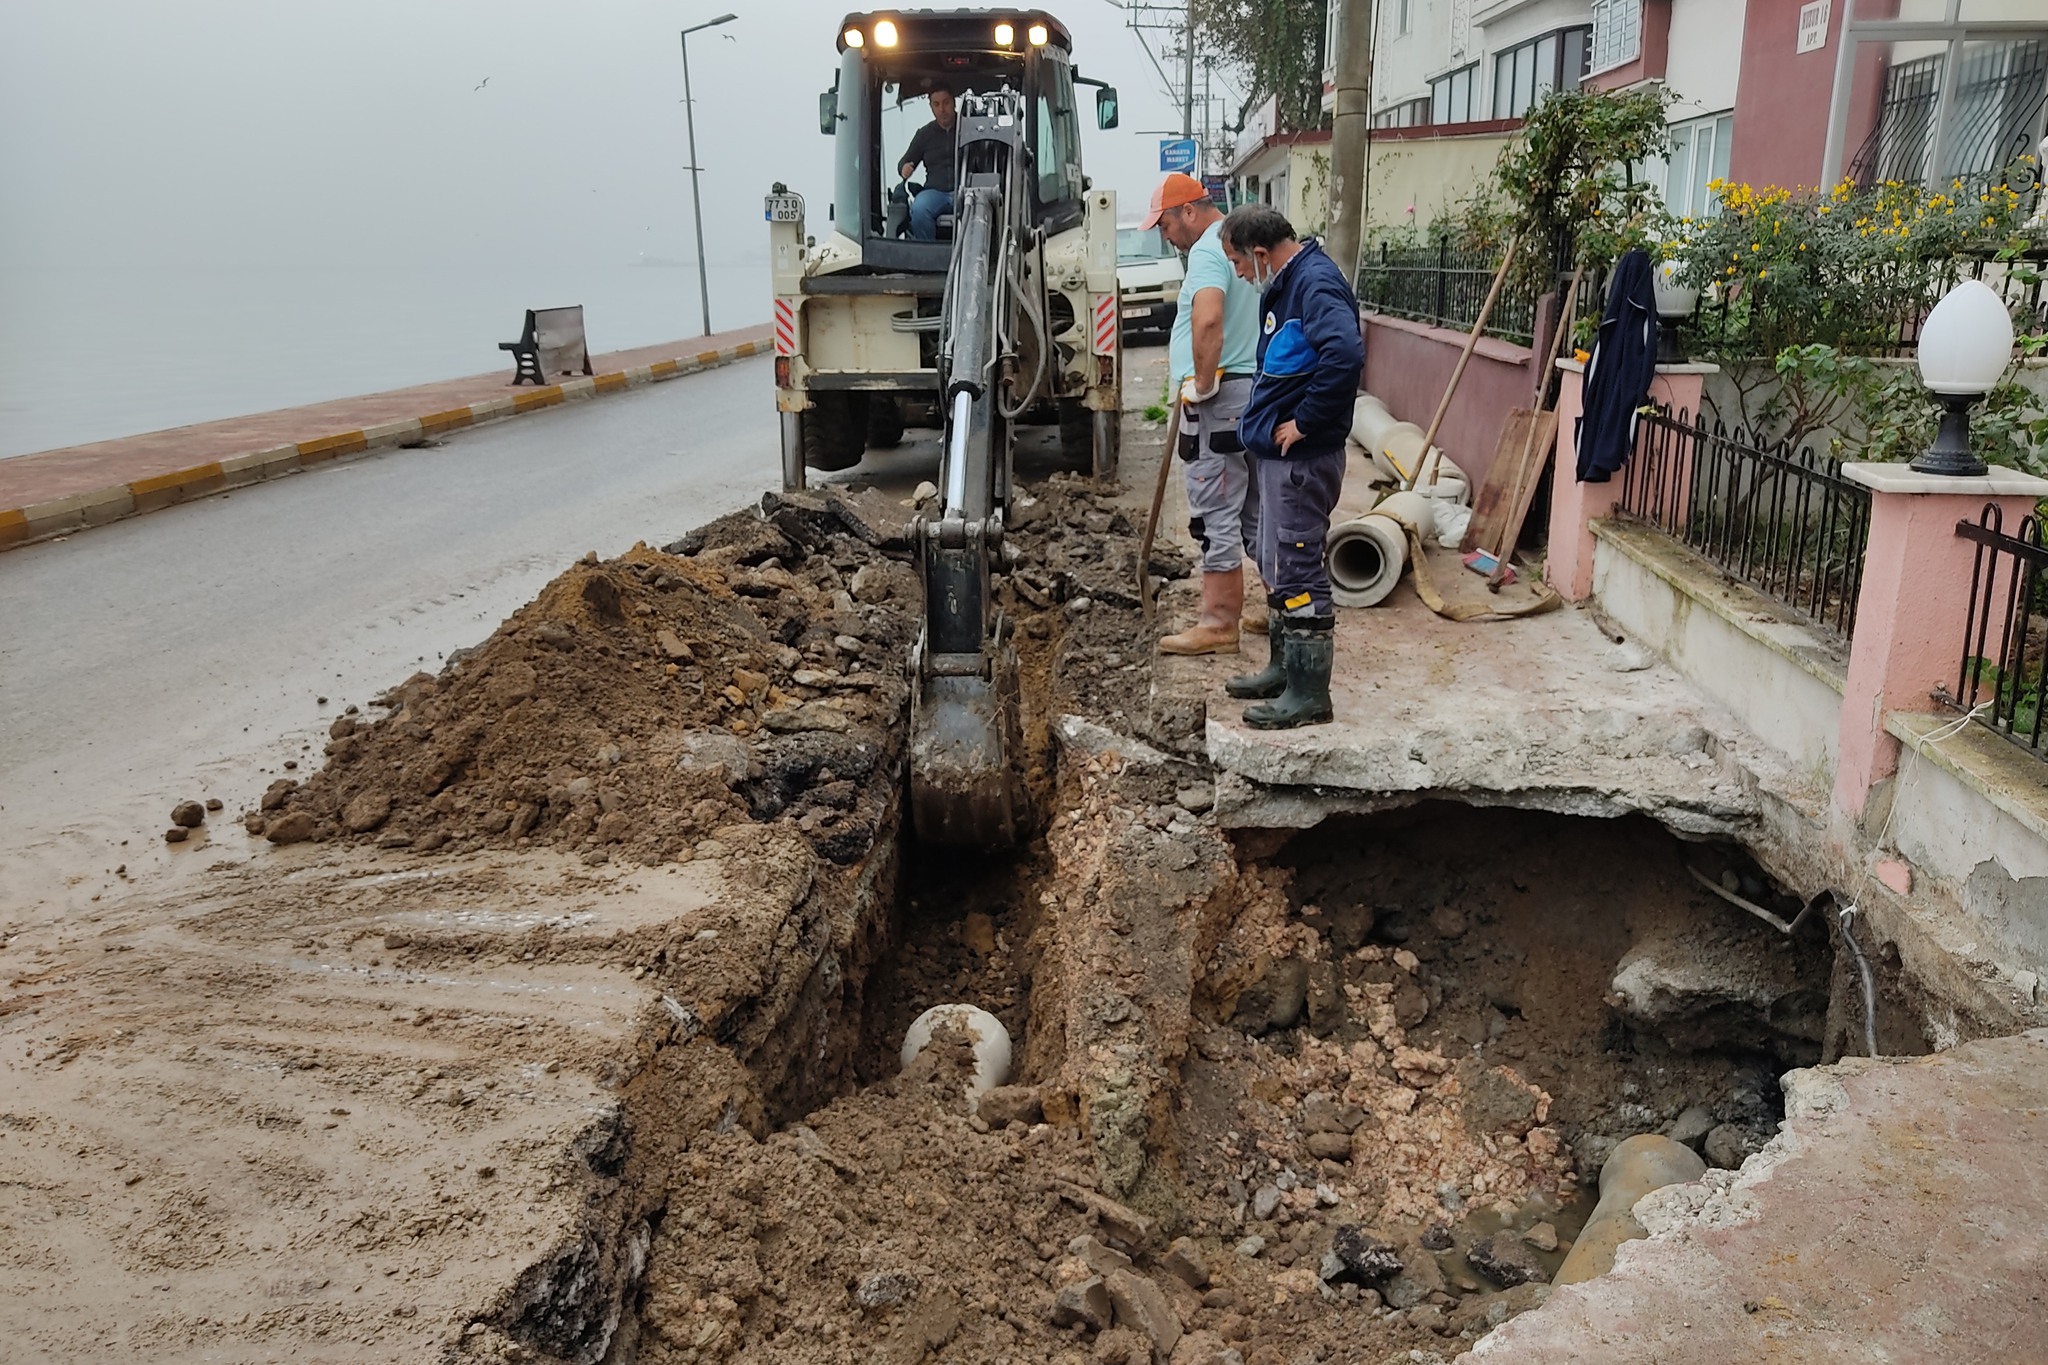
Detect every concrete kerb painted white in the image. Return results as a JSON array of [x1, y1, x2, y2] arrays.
[[1589, 519, 1846, 794], [3, 341, 762, 552]]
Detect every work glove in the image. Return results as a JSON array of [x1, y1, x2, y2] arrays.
[[1178, 373, 1220, 408]]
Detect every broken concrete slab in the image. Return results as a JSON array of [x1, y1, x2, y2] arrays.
[[1472, 1031, 2048, 1362], [1196, 597, 1818, 840]]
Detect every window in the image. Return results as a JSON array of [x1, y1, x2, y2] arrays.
[[1431, 65, 1478, 125], [1398, 0, 1412, 36], [1589, 0, 1642, 74], [1117, 226, 1173, 263], [1665, 112, 1734, 217], [1373, 97, 1432, 129], [1491, 27, 1590, 120], [1033, 56, 1083, 213], [1665, 114, 1735, 217]]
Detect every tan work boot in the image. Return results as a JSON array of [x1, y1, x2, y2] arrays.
[[1161, 570, 1244, 655], [1240, 565, 1269, 633]]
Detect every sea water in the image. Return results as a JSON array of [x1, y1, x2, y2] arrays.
[[0, 258, 770, 460]]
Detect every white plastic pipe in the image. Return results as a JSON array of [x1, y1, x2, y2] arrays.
[[901, 1004, 1013, 1097]]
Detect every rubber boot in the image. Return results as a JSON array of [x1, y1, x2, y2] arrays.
[[1224, 611, 1286, 699], [1160, 571, 1243, 655], [1243, 616, 1335, 729]]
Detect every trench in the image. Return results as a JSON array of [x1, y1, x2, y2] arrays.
[[600, 785, 1881, 1364], [478, 478, 1917, 1365]]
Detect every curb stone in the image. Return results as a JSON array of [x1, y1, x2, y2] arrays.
[[0, 338, 766, 553]]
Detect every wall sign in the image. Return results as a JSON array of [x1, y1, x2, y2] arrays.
[[1797, 0, 1830, 54]]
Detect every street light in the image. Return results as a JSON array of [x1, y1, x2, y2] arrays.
[[680, 12, 738, 338], [1911, 278, 2013, 478]]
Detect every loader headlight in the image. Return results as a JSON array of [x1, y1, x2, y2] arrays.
[[843, 25, 863, 46], [873, 18, 899, 46], [1027, 22, 1048, 45], [994, 21, 1014, 45]]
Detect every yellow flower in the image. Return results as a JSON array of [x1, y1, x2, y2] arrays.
[[1758, 269, 1768, 279]]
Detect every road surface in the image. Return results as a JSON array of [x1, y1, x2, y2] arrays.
[[0, 358, 820, 914], [0, 344, 1162, 918]]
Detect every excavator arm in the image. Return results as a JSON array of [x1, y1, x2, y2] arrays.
[[908, 89, 1039, 849]]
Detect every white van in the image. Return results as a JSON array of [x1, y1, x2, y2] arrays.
[[1116, 221, 1183, 339]]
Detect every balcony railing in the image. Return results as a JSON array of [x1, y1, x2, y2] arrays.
[[1615, 409, 1872, 641]]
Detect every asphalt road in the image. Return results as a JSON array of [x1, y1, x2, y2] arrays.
[[0, 345, 1165, 916], [0, 357, 790, 913]]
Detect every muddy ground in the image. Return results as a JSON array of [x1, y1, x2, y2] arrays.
[[1, 407, 1836, 1365]]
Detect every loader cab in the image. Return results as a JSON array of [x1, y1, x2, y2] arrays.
[[824, 10, 1116, 273]]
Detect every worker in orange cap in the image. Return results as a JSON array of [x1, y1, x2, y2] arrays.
[[1144, 173, 1267, 657]]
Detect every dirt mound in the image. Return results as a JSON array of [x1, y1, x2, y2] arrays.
[[264, 492, 919, 867]]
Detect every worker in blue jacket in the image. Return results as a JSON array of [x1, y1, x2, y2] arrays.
[[1217, 206, 1364, 729]]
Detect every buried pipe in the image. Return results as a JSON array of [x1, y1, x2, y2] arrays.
[[900, 1004, 1013, 1098], [1833, 895, 1881, 1059], [1553, 1135, 1706, 1286], [1686, 869, 1879, 1057]]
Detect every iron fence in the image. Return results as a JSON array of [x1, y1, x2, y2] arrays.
[[1615, 409, 1872, 640], [1358, 240, 1540, 345], [1946, 503, 2048, 760]]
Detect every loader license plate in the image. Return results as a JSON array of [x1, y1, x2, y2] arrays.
[[1121, 306, 1148, 320], [764, 193, 804, 223]]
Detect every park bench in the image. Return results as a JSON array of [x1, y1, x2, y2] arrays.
[[499, 306, 593, 386]]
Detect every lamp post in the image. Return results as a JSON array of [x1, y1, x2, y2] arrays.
[[680, 12, 737, 338], [1911, 278, 2014, 478]]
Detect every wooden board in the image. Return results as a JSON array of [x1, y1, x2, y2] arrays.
[[1460, 407, 1558, 561]]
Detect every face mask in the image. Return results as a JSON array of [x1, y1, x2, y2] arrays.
[[1252, 254, 1275, 288]]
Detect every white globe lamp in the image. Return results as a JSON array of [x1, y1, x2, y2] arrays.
[[1912, 279, 2014, 477], [1652, 259, 1700, 364]]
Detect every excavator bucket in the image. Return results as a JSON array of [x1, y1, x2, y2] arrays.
[[908, 639, 1028, 849]]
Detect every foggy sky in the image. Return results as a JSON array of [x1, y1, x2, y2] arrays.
[[0, 0, 1210, 278]]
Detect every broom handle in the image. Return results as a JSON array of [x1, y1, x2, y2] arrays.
[[1410, 234, 1521, 490]]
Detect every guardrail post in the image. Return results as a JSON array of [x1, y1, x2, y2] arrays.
[[1832, 463, 2048, 822], [1544, 360, 1718, 602]]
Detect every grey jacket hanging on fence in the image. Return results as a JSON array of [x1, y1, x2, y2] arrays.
[[1575, 248, 1658, 483]]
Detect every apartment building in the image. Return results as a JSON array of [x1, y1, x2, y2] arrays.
[[1227, 0, 2046, 238]]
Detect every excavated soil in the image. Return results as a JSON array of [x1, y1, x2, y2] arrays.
[[264, 491, 921, 870]]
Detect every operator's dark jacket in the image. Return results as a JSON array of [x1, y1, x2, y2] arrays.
[[1240, 239, 1365, 463]]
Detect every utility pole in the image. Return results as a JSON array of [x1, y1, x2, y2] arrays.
[[1181, 2, 1195, 139], [679, 12, 737, 337], [1324, 0, 1375, 286]]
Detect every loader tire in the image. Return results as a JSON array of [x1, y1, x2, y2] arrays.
[[865, 395, 907, 449], [1060, 399, 1116, 478], [1058, 399, 1094, 471], [803, 392, 868, 471]]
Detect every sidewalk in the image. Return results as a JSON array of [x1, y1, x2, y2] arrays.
[[0, 324, 771, 552]]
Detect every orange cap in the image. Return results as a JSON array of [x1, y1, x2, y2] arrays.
[[1139, 172, 1208, 229]]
